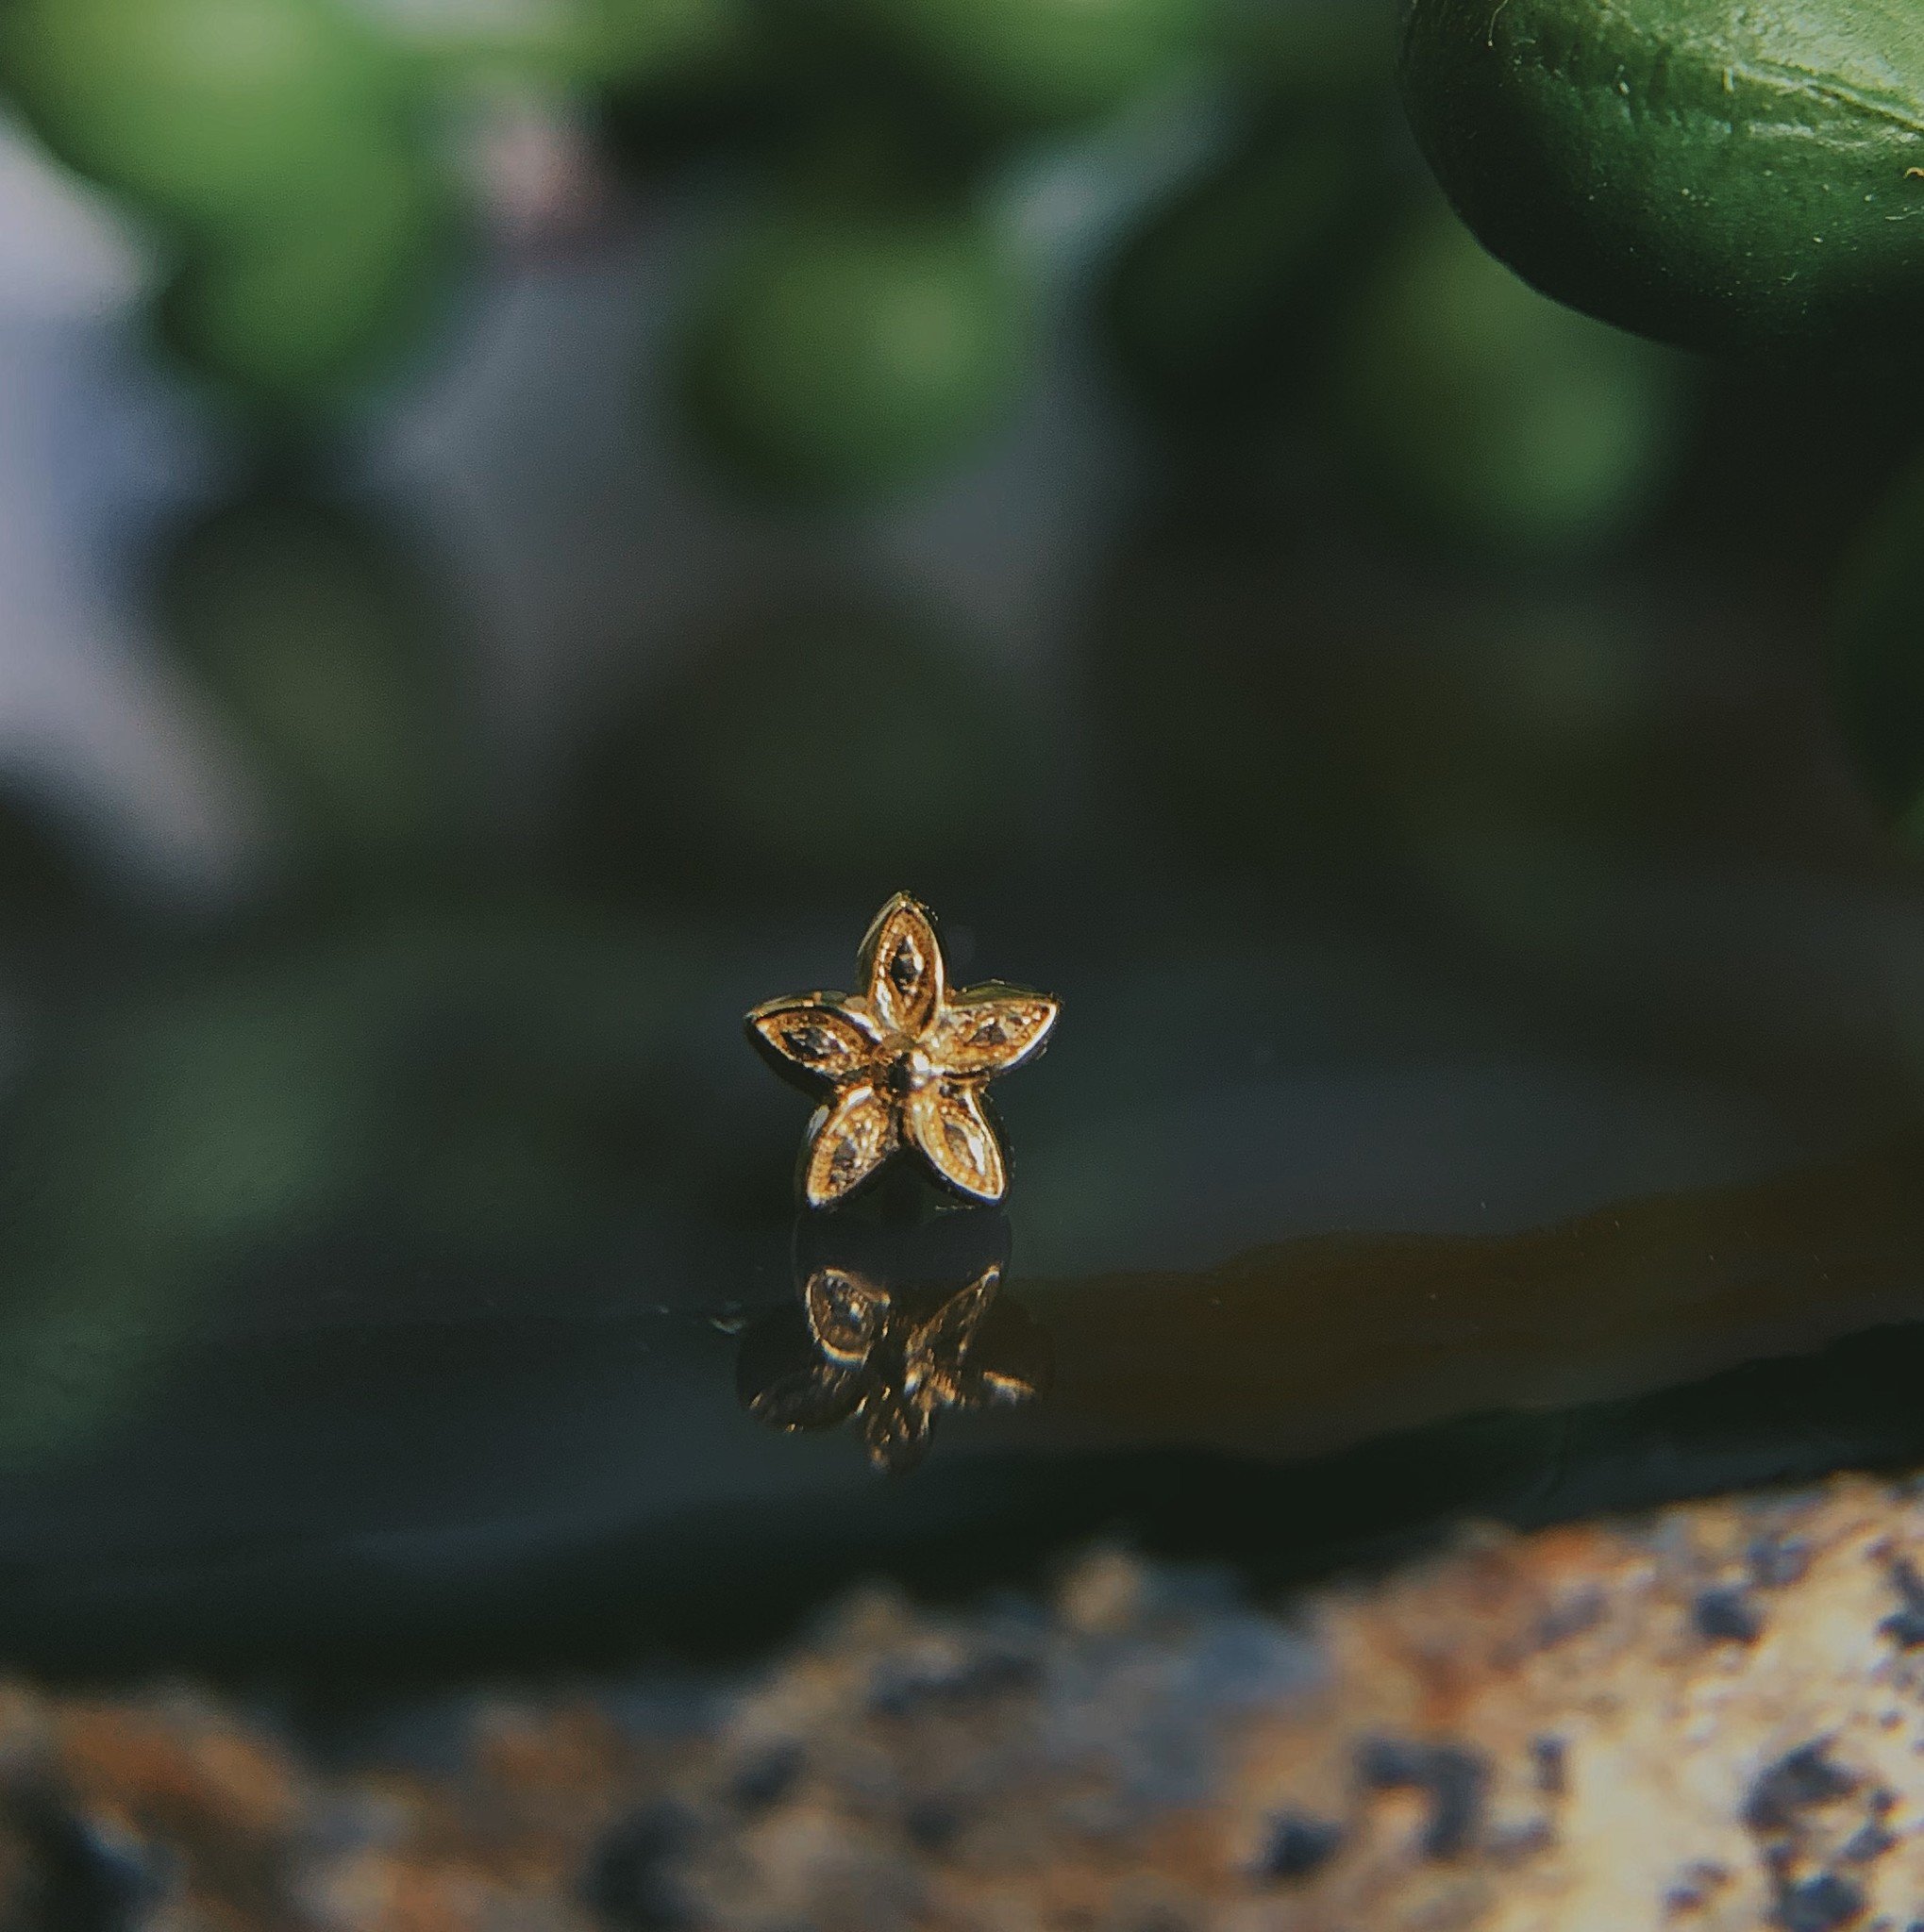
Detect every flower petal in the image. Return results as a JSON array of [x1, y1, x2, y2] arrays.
[[901, 1269, 1000, 1408], [905, 1082, 1007, 1204], [968, 1297, 1053, 1410], [737, 1304, 866, 1431], [860, 894, 945, 1039], [859, 1386, 934, 1474], [800, 1085, 898, 1208], [929, 987, 1059, 1077], [747, 996, 879, 1084], [805, 1267, 890, 1367], [745, 1359, 864, 1432]]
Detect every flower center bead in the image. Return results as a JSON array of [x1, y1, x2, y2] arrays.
[[881, 1042, 936, 1097]]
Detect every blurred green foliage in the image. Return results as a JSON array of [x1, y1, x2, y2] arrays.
[[1102, 109, 1389, 425], [0, 0, 1715, 519], [158, 161, 461, 418], [563, 588, 1045, 898], [0, 483, 736, 1468], [0, 954, 390, 1467], [439, 0, 759, 90], [679, 201, 1031, 501], [0, 0, 410, 239], [845, 0, 1211, 133], [1336, 200, 1689, 554], [1084, 500, 1679, 924], [1834, 453, 1924, 838], [153, 488, 474, 888], [0, 0, 457, 417], [0, 782, 112, 941]]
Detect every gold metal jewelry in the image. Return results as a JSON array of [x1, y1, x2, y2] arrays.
[[740, 1262, 1047, 1474], [746, 892, 1059, 1208]]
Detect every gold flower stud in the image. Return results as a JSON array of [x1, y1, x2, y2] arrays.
[[746, 893, 1059, 1208]]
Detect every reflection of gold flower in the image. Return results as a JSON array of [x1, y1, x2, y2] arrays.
[[747, 894, 1058, 1208], [742, 1265, 1046, 1474]]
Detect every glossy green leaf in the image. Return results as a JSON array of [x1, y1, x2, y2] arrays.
[[1399, 0, 1924, 356]]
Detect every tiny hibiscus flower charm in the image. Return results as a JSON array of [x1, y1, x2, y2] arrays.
[[746, 894, 1059, 1208]]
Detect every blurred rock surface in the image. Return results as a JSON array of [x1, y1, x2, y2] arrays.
[[8, 1475, 1924, 1926]]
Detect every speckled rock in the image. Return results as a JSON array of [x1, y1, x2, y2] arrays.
[[11, 1478, 1924, 1928]]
